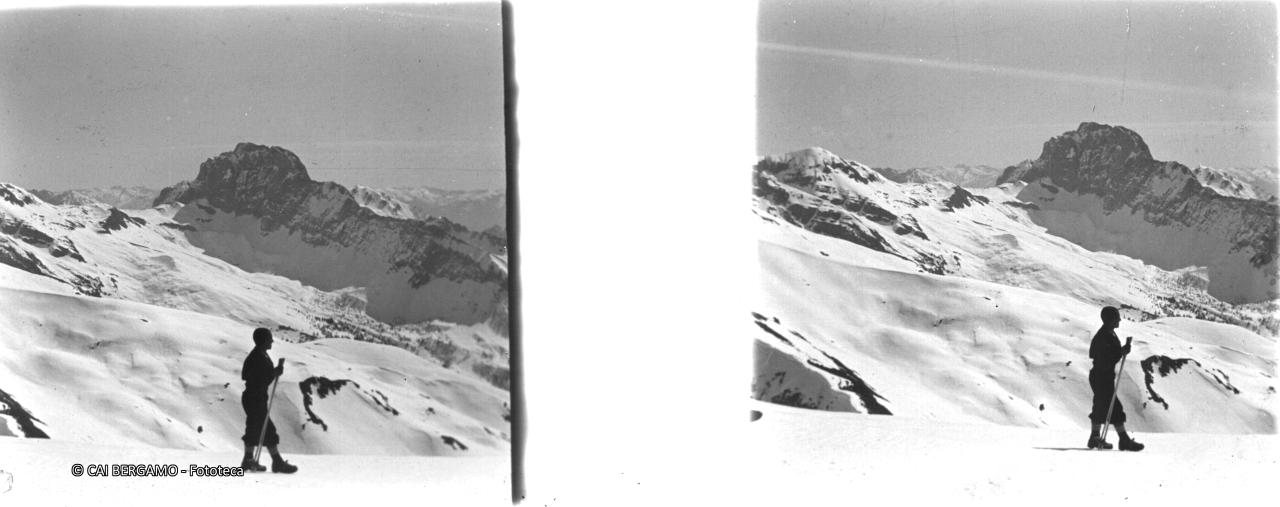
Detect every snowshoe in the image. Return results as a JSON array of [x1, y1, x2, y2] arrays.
[[1086, 437, 1113, 450], [271, 460, 298, 474], [1118, 437, 1144, 452], [241, 459, 267, 473]]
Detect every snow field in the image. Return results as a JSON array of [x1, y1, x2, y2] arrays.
[[746, 399, 1279, 506], [0, 280, 510, 456]]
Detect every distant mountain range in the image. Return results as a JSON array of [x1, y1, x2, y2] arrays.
[[30, 181, 505, 233], [870, 161, 1277, 201], [350, 185, 505, 233], [30, 186, 157, 209], [871, 164, 1006, 188]]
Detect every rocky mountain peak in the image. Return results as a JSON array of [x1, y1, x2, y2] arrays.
[[756, 146, 883, 189], [1041, 122, 1152, 163], [1, 183, 39, 207], [762, 147, 845, 169], [194, 142, 311, 192], [998, 123, 1166, 206], [156, 143, 328, 223]]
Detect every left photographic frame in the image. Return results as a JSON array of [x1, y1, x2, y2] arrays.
[[0, 2, 512, 502]]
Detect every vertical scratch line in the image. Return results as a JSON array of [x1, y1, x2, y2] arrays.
[[1121, 6, 1132, 104]]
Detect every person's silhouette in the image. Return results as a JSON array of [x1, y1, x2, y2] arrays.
[[240, 327, 298, 472], [1087, 307, 1144, 451]]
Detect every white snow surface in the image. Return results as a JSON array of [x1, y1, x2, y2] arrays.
[[747, 399, 1278, 506], [0, 281, 510, 455], [0, 437, 507, 505]]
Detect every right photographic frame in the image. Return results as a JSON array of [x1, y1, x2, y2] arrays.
[[752, 1, 1277, 502]]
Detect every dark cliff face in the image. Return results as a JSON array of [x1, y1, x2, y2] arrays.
[[155, 143, 328, 230], [997, 122, 1156, 209]]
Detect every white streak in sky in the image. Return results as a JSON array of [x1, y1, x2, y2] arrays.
[[760, 41, 1264, 101], [355, 6, 497, 27]]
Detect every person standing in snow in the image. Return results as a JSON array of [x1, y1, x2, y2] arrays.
[[1087, 306, 1144, 451], [240, 327, 298, 473]]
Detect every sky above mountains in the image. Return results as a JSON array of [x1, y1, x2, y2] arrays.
[[759, 0, 1277, 170], [0, 4, 505, 191]]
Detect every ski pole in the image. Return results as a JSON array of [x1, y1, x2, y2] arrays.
[[1100, 338, 1132, 444], [254, 358, 285, 463]]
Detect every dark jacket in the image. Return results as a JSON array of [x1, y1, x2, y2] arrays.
[[1089, 327, 1130, 372], [241, 348, 277, 394]]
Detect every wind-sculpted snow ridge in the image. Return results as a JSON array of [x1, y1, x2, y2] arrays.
[[996, 122, 1279, 304], [0, 283, 510, 455], [154, 143, 508, 327]]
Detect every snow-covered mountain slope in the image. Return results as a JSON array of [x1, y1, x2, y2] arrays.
[[153, 143, 508, 326], [0, 279, 510, 455], [349, 185, 417, 220], [0, 437, 507, 505], [747, 400, 1278, 506], [30, 185, 158, 209], [752, 143, 1277, 434], [351, 185, 506, 232], [996, 122, 1278, 304], [873, 163, 1006, 188], [1191, 164, 1278, 202], [752, 147, 1277, 337]]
